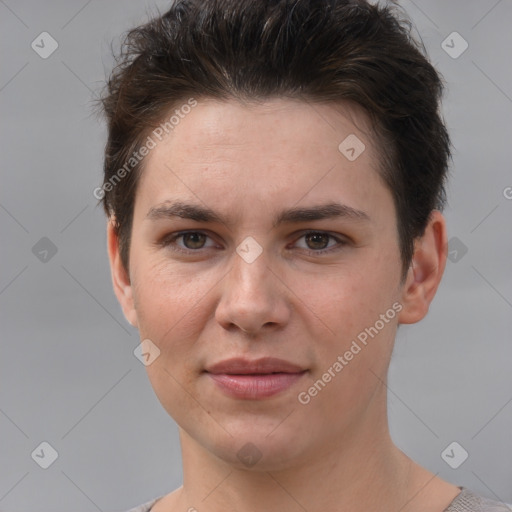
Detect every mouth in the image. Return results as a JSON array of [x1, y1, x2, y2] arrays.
[[204, 357, 308, 399]]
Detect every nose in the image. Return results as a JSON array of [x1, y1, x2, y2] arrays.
[[214, 244, 291, 336]]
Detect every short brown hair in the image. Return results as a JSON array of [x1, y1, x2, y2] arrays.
[[98, 0, 451, 279]]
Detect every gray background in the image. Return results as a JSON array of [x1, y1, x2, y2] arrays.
[[1, 1, 511, 511]]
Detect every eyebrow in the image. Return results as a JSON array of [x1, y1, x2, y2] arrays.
[[146, 200, 371, 228]]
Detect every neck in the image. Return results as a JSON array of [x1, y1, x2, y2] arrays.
[[171, 387, 425, 512]]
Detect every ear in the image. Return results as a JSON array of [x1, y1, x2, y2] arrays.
[[107, 219, 138, 328], [398, 210, 448, 324]]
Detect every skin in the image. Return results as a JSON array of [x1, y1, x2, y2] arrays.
[[108, 98, 460, 511]]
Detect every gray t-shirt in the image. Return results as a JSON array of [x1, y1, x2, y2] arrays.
[[123, 487, 512, 512]]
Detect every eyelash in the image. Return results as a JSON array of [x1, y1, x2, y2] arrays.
[[159, 230, 348, 256]]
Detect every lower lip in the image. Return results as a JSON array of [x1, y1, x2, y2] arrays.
[[207, 372, 307, 399]]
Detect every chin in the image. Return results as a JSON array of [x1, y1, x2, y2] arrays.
[[200, 419, 314, 472]]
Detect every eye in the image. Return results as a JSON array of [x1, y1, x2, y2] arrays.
[[160, 231, 217, 253], [293, 231, 347, 255], [179, 232, 208, 249]]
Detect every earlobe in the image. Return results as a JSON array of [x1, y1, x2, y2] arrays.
[[106, 220, 138, 328], [398, 210, 448, 325]]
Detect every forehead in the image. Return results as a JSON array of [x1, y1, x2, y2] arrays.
[[150, 97, 377, 162], [134, 98, 390, 223]]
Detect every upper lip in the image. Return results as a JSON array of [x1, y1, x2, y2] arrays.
[[205, 357, 306, 375]]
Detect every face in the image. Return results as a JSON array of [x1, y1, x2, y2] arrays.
[[109, 98, 444, 471]]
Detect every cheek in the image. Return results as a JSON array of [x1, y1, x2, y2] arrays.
[[131, 258, 213, 368], [134, 255, 208, 319], [297, 271, 398, 424], [131, 261, 212, 425], [299, 254, 400, 383], [305, 262, 398, 332]]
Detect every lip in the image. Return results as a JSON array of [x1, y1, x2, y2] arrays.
[[205, 357, 305, 375], [204, 357, 308, 399]]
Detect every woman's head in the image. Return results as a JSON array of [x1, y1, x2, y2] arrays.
[[100, 0, 450, 471]]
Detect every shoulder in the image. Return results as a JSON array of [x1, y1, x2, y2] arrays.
[[121, 496, 163, 512], [444, 487, 512, 512]]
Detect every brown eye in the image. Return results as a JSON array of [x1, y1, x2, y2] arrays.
[[293, 231, 347, 255], [304, 232, 330, 250], [160, 231, 216, 253], [181, 232, 207, 249]]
